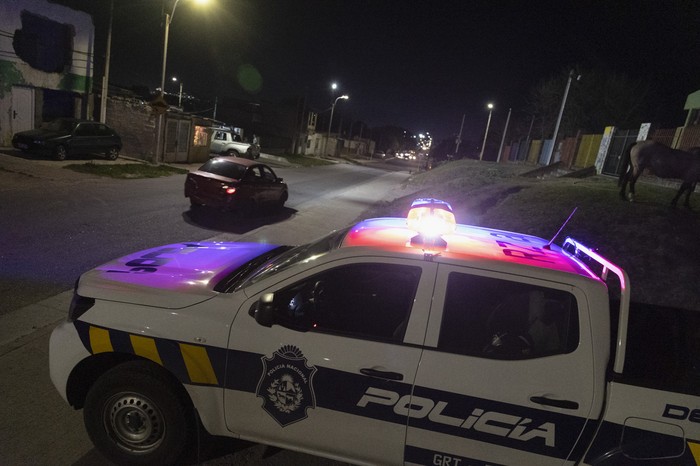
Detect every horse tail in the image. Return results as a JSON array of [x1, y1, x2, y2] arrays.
[[618, 142, 635, 187]]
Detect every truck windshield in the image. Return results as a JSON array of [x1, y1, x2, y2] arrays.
[[235, 226, 351, 291]]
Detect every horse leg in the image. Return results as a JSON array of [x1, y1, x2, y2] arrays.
[[619, 170, 629, 200], [627, 171, 639, 202], [671, 182, 691, 208], [679, 182, 695, 208]]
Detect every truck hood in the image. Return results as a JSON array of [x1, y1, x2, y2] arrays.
[[78, 242, 280, 308]]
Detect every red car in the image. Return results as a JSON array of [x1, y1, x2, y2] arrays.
[[185, 157, 288, 213]]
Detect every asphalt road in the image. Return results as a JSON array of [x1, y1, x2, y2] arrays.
[[0, 150, 417, 465]]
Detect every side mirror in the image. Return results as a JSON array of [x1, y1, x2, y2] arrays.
[[252, 292, 276, 327], [276, 177, 284, 183]]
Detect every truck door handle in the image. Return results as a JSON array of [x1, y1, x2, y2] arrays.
[[360, 368, 403, 381], [530, 396, 579, 410]]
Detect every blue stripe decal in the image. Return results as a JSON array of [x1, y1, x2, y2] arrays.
[[406, 385, 583, 459], [73, 323, 698, 464]]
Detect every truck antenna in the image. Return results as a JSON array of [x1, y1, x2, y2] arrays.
[[544, 207, 578, 250]]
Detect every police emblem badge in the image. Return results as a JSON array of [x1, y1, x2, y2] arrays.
[[256, 345, 317, 426]]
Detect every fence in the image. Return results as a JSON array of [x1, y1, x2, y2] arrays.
[[502, 123, 700, 177]]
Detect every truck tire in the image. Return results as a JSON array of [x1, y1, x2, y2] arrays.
[[226, 149, 240, 157], [83, 361, 195, 466]]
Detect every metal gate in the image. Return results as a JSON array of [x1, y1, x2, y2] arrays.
[[163, 118, 191, 163], [601, 129, 638, 176]]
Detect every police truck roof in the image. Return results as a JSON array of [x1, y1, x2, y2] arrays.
[[341, 199, 598, 279]]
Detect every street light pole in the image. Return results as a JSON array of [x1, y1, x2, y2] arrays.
[[496, 107, 512, 163], [479, 103, 494, 161], [545, 70, 580, 165], [154, 0, 180, 163], [324, 94, 348, 156], [454, 113, 465, 157], [99, 0, 114, 123]]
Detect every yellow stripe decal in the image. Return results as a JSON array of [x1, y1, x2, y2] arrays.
[[89, 326, 113, 353], [129, 335, 163, 366], [689, 442, 700, 465], [179, 343, 218, 385]]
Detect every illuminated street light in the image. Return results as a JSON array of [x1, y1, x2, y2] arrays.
[[155, 0, 208, 162], [325, 94, 349, 156], [479, 102, 494, 161], [172, 76, 183, 107]]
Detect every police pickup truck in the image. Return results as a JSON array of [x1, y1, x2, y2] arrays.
[[210, 127, 260, 159], [49, 199, 700, 465]]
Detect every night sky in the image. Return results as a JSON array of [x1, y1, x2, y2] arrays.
[[52, 0, 700, 143]]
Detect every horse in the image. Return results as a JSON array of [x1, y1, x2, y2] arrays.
[[618, 140, 700, 208]]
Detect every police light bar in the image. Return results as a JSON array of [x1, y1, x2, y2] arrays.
[[406, 198, 456, 254], [407, 198, 456, 238]]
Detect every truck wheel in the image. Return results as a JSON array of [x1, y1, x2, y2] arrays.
[[83, 361, 194, 466], [54, 145, 68, 161], [106, 147, 120, 161], [226, 149, 240, 157]]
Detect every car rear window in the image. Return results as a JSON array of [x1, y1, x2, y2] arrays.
[[199, 159, 246, 179]]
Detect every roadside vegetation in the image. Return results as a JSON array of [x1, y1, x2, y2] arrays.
[[64, 162, 188, 178], [361, 159, 700, 310]]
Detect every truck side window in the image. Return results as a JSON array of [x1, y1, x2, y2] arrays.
[[438, 272, 579, 359], [272, 263, 421, 343]]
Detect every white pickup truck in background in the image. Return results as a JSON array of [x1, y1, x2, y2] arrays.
[[210, 127, 260, 159]]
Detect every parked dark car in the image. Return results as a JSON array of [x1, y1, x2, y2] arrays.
[[12, 118, 122, 161], [185, 157, 288, 214]]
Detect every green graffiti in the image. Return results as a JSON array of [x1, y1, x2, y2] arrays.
[[59, 73, 91, 92], [0, 61, 27, 98]]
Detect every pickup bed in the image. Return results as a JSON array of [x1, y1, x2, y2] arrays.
[[210, 128, 260, 159]]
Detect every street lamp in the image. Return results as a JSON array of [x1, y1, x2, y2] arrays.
[[99, 0, 114, 123], [325, 94, 349, 156], [479, 102, 494, 161], [172, 76, 183, 107], [545, 70, 580, 165], [155, 0, 208, 162]]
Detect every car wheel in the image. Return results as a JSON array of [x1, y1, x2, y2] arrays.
[[106, 147, 120, 161], [189, 198, 203, 208], [83, 361, 194, 466], [226, 149, 240, 157], [54, 145, 68, 161], [278, 191, 288, 208]]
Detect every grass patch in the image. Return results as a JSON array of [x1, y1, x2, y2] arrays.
[[64, 163, 189, 178]]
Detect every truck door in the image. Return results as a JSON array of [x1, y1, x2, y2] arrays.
[[225, 258, 436, 465], [407, 265, 601, 466]]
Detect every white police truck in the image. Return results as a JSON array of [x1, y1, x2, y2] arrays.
[[49, 199, 700, 465]]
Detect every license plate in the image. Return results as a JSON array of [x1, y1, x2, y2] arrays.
[[17, 143, 28, 149]]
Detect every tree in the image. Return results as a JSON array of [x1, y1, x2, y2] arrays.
[[523, 66, 652, 139]]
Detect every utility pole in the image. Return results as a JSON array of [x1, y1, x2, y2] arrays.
[[496, 107, 512, 163], [454, 114, 465, 157], [99, 0, 113, 123], [546, 70, 580, 165]]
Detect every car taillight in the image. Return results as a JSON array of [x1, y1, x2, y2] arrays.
[[223, 185, 236, 195]]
